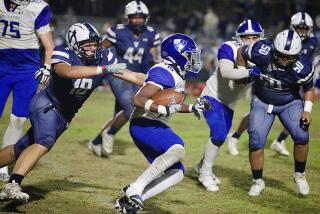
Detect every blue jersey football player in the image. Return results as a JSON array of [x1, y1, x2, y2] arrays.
[[88, 0, 161, 157], [0, 22, 145, 203], [0, 0, 55, 181], [237, 29, 314, 196], [270, 12, 318, 156], [228, 12, 319, 157], [115, 34, 210, 214]]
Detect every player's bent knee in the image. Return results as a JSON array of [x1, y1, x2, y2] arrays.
[[167, 144, 185, 160], [10, 114, 27, 128], [35, 138, 56, 151], [292, 130, 309, 145]]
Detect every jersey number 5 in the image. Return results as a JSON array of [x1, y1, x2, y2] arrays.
[[0, 20, 21, 38], [124, 47, 144, 64]]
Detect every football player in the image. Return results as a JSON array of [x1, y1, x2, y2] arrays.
[[115, 34, 209, 213], [0, 0, 54, 181], [195, 20, 264, 192], [237, 29, 314, 196], [0, 22, 145, 203], [228, 12, 318, 156], [88, 0, 161, 157]]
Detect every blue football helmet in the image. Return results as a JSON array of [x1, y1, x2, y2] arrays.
[[160, 33, 202, 74], [235, 19, 264, 44]]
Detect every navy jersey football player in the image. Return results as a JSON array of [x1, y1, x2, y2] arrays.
[[271, 12, 319, 155], [88, 0, 161, 157], [0, 0, 55, 181], [114, 34, 210, 214], [0, 22, 145, 203], [237, 30, 314, 196]]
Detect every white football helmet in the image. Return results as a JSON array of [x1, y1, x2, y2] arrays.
[[290, 12, 313, 40], [273, 29, 302, 68], [10, 0, 30, 7], [125, 1, 149, 19], [65, 22, 102, 62]]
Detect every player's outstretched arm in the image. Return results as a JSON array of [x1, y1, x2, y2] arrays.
[[112, 69, 146, 86], [54, 63, 103, 79]]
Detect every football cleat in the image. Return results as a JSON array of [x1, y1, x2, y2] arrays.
[[0, 182, 29, 203], [122, 185, 144, 210], [0, 173, 10, 183], [195, 161, 221, 185], [227, 134, 239, 156], [294, 172, 309, 195], [248, 178, 265, 196], [194, 159, 203, 174], [88, 140, 102, 157], [270, 140, 290, 156], [101, 129, 114, 155], [115, 196, 139, 214], [198, 168, 220, 192]]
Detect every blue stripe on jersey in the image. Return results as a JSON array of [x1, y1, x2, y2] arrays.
[[217, 43, 235, 62], [145, 66, 175, 89], [35, 5, 51, 30], [52, 54, 70, 65], [106, 49, 117, 64], [284, 30, 294, 51], [0, 49, 40, 73]]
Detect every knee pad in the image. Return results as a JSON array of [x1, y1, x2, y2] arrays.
[[158, 144, 185, 169], [10, 114, 27, 128]]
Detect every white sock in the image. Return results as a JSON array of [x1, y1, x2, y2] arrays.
[[131, 144, 185, 194], [201, 138, 220, 173], [2, 114, 26, 149], [142, 169, 184, 201]]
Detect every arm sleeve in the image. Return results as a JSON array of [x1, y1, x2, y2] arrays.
[[219, 59, 250, 79], [103, 26, 117, 44], [51, 49, 72, 66], [145, 67, 175, 90], [152, 32, 161, 47], [35, 5, 51, 30]]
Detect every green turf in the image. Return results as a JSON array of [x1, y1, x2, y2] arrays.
[[0, 91, 319, 213]]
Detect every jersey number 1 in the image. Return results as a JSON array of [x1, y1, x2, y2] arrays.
[[0, 20, 21, 38]]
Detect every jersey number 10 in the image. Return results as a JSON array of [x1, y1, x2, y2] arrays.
[[0, 20, 21, 38]]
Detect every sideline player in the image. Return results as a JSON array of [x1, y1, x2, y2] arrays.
[[115, 33, 210, 214], [88, 0, 160, 157], [0, 0, 54, 180], [0, 22, 146, 203]]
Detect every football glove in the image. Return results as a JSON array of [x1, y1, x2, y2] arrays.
[[97, 63, 127, 74], [191, 97, 211, 120], [248, 66, 261, 78], [34, 64, 51, 84]]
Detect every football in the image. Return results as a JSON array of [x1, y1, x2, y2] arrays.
[[151, 89, 185, 106]]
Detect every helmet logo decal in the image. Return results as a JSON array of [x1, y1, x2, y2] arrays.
[[173, 39, 187, 52], [284, 30, 294, 51]]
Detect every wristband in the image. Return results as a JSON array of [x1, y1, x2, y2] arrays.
[[144, 99, 154, 111], [157, 105, 167, 115], [96, 65, 107, 74], [304, 100, 313, 113]]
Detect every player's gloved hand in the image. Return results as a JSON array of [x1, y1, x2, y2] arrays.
[[96, 63, 127, 75], [300, 111, 312, 131], [34, 64, 51, 84], [190, 97, 211, 120], [165, 104, 182, 117], [248, 66, 261, 78]]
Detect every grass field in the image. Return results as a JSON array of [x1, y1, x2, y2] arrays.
[[0, 90, 320, 214]]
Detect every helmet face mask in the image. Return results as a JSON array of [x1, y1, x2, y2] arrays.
[[235, 19, 264, 45], [272, 48, 298, 69], [240, 35, 260, 46], [293, 25, 311, 40], [290, 12, 313, 40], [125, 1, 149, 34], [161, 34, 202, 75], [66, 23, 102, 64]]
